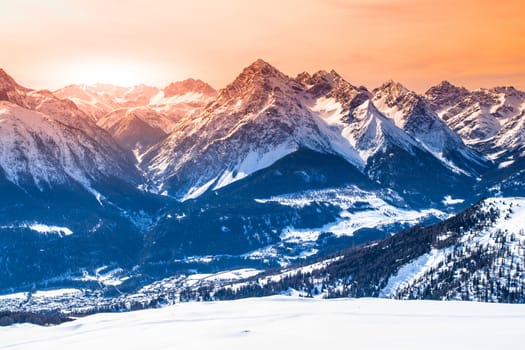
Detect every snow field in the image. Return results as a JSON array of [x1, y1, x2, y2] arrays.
[[1, 297, 524, 350]]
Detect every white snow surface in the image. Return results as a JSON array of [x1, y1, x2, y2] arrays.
[[442, 195, 465, 205], [258, 186, 446, 242], [380, 248, 453, 297], [498, 160, 515, 168], [78, 267, 129, 287], [183, 269, 262, 287], [0, 223, 73, 237], [2, 297, 524, 350], [31, 289, 82, 298], [28, 224, 73, 236], [213, 143, 298, 191], [181, 177, 217, 201]]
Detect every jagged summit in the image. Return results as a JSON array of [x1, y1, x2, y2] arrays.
[[374, 80, 425, 116], [488, 85, 525, 98], [235, 59, 290, 84], [312, 69, 343, 81], [424, 80, 470, 106], [216, 59, 303, 105], [295, 69, 349, 86], [372, 80, 410, 101], [433, 80, 463, 90], [0, 68, 29, 98], [295, 71, 311, 84], [0, 68, 13, 82], [301, 68, 366, 114], [425, 80, 525, 151], [431, 80, 458, 89], [372, 78, 489, 176], [0, 69, 36, 110], [223, 59, 289, 90], [141, 59, 370, 199], [246, 58, 281, 74], [163, 78, 216, 97], [0, 68, 17, 82]]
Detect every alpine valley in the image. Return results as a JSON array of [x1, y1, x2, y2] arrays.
[[1, 59, 525, 317]]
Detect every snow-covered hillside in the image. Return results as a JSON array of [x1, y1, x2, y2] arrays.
[[1, 297, 524, 350], [382, 197, 525, 301], [0, 101, 136, 197]]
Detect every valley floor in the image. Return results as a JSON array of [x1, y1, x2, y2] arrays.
[[1, 296, 524, 349]]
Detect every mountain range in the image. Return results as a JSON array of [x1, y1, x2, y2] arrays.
[[0, 60, 524, 305]]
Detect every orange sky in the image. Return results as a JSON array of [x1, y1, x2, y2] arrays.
[[1, 0, 524, 92]]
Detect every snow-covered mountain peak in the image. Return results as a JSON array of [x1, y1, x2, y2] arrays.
[[371, 80, 429, 127], [55, 83, 160, 110], [488, 86, 525, 99], [162, 78, 215, 98], [302, 69, 368, 124], [424, 81, 471, 120], [372, 79, 446, 129], [426, 81, 525, 151], [295, 71, 312, 85], [247, 58, 282, 74], [55, 84, 97, 100], [233, 59, 290, 87], [373, 80, 409, 102], [213, 59, 305, 112], [0, 70, 104, 133], [224, 59, 293, 90], [299, 69, 360, 96], [55, 78, 216, 139], [372, 81, 489, 175], [149, 79, 216, 108], [434, 80, 457, 89], [352, 98, 377, 120], [339, 99, 420, 163], [425, 80, 469, 98], [0, 68, 20, 90], [311, 69, 344, 83], [0, 69, 31, 107]]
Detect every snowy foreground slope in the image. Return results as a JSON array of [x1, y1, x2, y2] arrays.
[[2, 297, 524, 350]]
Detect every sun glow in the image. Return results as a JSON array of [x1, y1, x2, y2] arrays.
[[63, 61, 153, 87]]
